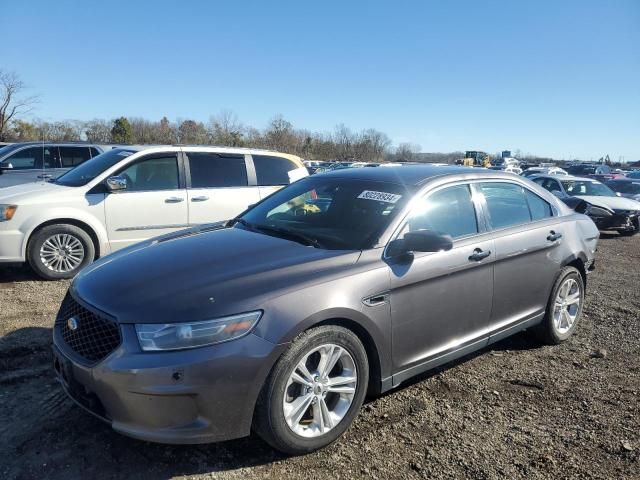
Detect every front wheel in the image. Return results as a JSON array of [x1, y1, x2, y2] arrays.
[[254, 325, 369, 455], [27, 224, 95, 280]]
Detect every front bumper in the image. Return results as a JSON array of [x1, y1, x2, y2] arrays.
[[0, 227, 25, 262], [53, 324, 286, 444], [591, 212, 639, 232]]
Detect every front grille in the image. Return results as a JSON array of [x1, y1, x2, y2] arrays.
[[55, 292, 121, 365]]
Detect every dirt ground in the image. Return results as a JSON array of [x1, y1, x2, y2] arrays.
[[0, 234, 638, 480]]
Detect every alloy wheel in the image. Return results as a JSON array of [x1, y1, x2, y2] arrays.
[[39, 234, 85, 273], [282, 343, 357, 438], [553, 277, 581, 334]]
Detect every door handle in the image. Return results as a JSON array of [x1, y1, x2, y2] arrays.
[[468, 248, 491, 262], [191, 196, 209, 202], [165, 197, 184, 203], [547, 231, 563, 242]]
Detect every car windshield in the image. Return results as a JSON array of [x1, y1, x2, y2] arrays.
[[561, 179, 615, 197], [238, 176, 411, 250], [53, 148, 137, 186], [608, 181, 640, 195], [0, 144, 24, 162]]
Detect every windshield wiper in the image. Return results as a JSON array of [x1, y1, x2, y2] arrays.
[[255, 224, 324, 248], [232, 218, 323, 248]]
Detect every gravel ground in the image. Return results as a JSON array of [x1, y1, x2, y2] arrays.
[[0, 234, 638, 480]]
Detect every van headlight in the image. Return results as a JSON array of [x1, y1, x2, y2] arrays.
[[135, 311, 262, 351], [0, 205, 17, 222]]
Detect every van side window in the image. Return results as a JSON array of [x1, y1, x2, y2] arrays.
[[118, 156, 180, 191], [1, 147, 54, 169], [253, 155, 298, 186], [59, 147, 92, 167], [187, 153, 248, 188]]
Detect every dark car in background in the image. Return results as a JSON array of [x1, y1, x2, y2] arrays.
[[533, 174, 640, 235], [53, 166, 599, 454], [0, 142, 106, 188], [565, 164, 624, 182], [606, 178, 640, 201]]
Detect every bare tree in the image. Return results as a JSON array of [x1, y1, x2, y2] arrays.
[[208, 110, 244, 146], [394, 142, 422, 162], [0, 70, 39, 141], [84, 119, 113, 143]]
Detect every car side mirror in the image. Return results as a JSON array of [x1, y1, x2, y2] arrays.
[[106, 175, 127, 192], [387, 230, 453, 257]]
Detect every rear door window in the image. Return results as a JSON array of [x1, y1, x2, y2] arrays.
[[253, 155, 298, 186], [186, 152, 248, 188], [59, 147, 92, 167], [479, 183, 532, 229], [525, 190, 553, 220]]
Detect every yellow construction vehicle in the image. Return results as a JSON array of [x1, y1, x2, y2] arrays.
[[462, 151, 491, 168]]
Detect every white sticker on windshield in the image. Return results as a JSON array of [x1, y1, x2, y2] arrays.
[[357, 190, 402, 203], [118, 150, 134, 157]]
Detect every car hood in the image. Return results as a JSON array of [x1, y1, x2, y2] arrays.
[[0, 181, 75, 203], [575, 195, 640, 212], [72, 226, 361, 324]]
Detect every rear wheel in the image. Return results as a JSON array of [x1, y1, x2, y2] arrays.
[[254, 325, 368, 455], [27, 224, 95, 280], [534, 266, 584, 344]]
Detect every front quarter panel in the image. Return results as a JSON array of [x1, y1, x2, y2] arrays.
[[252, 248, 393, 381]]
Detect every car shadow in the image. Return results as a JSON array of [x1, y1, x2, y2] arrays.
[[372, 330, 540, 401], [0, 263, 41, 284]]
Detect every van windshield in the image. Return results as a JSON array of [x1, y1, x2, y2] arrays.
[[53, 148, 137, 187]]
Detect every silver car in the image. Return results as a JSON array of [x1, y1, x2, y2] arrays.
[[0, 142, 105, 187], [52, 165, 599, 454]]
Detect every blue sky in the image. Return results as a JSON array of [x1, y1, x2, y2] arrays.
[[3, 0, 639, 160]]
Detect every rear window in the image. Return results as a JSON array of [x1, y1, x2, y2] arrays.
[[187, 152, 248, 188], [253, 155, 298, 186]]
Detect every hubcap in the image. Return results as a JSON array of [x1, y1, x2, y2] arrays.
[[553, 277, 581, 334], [39, 234, 85, 273], [283, 344, 357, 438]]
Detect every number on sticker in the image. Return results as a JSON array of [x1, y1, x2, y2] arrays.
[[357, 190, 402, 203]]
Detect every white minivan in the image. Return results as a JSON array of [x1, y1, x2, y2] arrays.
[[0, 146, 308, 279]]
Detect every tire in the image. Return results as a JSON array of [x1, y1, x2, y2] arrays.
[[27, 224, 95, 280], [254, 325, 369, 455], [534, 266, 584, 345]]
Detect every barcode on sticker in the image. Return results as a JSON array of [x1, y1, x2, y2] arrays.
[[357, 190, 402, 203]]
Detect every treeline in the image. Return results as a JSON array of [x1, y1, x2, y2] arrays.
[[5, 112, 429, 162]]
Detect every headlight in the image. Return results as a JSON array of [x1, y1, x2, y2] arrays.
[[135, 311, 262, 351], [0, 205, 17, 222]]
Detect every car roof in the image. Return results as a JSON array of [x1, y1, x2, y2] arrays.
[[607, 178, 640, 183], [318, 164, 520, 186], [532, 174, 599, 182], [6, 141, 101, 147]]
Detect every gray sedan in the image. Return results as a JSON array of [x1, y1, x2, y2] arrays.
[[52, 166, 599, 454]]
